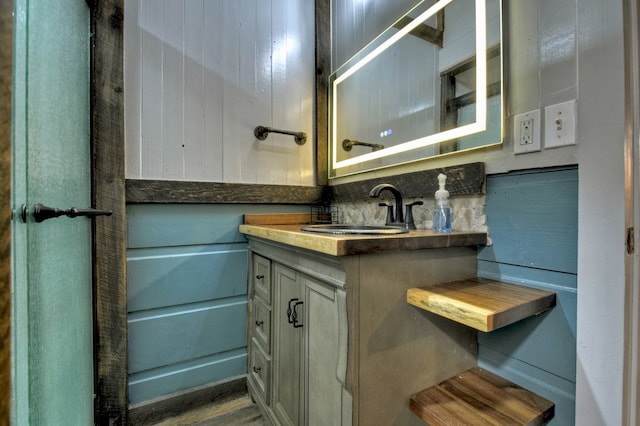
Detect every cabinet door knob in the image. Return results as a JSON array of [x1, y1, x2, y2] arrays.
[[256, 274, 264, 280], [253, 366, 262, 373], [255, 320, 264, 327]]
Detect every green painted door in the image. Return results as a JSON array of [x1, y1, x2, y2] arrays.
[[11, 0, 94, 424]]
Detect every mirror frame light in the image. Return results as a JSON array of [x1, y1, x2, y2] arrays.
[[331, 0, 490, 174]]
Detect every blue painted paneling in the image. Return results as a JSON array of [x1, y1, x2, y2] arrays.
[[128, 297, 248, 373], [478, 168, 578, 274], [127, 203, 310, 404], [479, 348, 576, 426], [129, 349, 247, 404], [477, 261, 577, 382], [128, 244, 247, 311], [128, 204, 309, 248], [478, 286, 576, 381], [477, 259, 577, 291], [477, 167, 577, 426]]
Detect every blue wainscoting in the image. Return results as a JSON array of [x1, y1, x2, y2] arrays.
[[477, 167, 578, 425], [127, 204, 310, 404]]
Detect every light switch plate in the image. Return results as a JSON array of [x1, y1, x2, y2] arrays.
[[544, 100, 576, 148], [514, 109, 541, 154]]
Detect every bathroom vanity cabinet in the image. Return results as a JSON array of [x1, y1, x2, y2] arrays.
[[248, 242, 347, 426], [242, 224, 487, 426]]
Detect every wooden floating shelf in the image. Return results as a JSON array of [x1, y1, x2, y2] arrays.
[[410, 367, 555, 425], [407, 277, 556, 332]]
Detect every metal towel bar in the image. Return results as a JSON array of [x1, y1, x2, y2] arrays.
[[342, 139, 384, 151], [254, 125, 307, 145]]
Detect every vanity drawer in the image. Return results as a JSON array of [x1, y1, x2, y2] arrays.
[[253, 254, 271, 303], [249, 339, 271, 404], [253, 297, 271, 352]]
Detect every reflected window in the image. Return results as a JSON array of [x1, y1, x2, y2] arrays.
[[440, 45, 501, 153]]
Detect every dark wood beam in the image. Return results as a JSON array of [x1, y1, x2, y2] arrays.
[[126, 180, 326, 205], [393, 10, 444, 48], [91, 0, 128, 424], [315, 0, 330, 186], [0, 0, 12, 424]]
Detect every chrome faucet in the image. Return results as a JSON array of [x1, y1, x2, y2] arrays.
[[369, 184, 405, 228]]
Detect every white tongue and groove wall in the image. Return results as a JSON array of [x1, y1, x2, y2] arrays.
[[124, 0, 315, 185]]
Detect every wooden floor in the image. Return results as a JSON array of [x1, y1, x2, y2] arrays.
[[149, 395, 267, 426]]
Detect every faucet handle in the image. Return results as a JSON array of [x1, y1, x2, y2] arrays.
[[378, 202, 395, 225], [404, 201, 424, 230]]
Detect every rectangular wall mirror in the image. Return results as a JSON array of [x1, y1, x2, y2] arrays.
[[329, 0, 503, 178]]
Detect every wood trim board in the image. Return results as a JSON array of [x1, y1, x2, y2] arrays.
[[315, 0, 330, 186], [126, 180, 327, 205], [0, 0, 12, 423], [125, 161, 485, 205], [91, 1, 128, 423]]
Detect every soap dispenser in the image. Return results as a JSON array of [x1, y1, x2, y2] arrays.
[[433, 173, 451, 233]]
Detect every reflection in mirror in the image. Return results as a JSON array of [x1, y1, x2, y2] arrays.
[[330, 0, 502, 178]]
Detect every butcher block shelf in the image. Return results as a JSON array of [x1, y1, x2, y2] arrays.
[[410, 367, 555, 425], [406, 277, 556, 332]]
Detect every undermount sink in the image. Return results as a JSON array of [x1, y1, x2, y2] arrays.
[[300, 224, 409, 235]]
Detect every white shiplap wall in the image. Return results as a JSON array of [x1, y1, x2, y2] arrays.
[[124, 0, 315, 185]]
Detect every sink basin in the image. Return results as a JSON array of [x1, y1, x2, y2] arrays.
[[300, 224, 409, 235]]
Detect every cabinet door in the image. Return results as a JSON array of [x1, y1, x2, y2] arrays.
[[272, 264, 303, 426], [302, 276, 343, 426]]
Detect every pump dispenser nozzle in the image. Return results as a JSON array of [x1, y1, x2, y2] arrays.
[[435, 173, 449, 203]]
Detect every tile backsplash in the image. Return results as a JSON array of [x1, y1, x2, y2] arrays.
[[333, 194, 488, 233]]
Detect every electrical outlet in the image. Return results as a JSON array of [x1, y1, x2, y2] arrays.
[[545, 100, 576, 148], [514, 109, 541, 154], [520, 119, 534, 144]]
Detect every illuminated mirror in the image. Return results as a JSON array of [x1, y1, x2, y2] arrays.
[[329, 0, 503, 178]]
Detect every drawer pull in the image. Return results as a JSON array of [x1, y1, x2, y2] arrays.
[[255, 320, 264, 327], [253, 366, 262, 373]]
